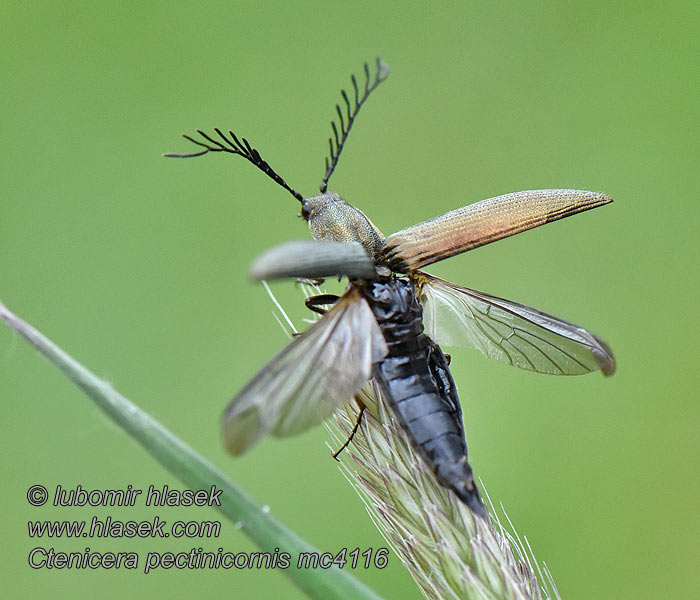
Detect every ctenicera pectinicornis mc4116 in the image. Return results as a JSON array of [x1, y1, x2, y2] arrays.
[[167, 59, 615, 517]]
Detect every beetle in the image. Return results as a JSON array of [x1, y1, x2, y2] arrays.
[[167, 59, 615, 517]]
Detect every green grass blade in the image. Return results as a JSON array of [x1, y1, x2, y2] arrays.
[[0, 299, 383, 600]]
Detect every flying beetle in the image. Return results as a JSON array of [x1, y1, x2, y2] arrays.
[[167, 59, 615, 517]]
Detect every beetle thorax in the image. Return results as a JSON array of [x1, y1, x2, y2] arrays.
[[302, 192, 385, 262]]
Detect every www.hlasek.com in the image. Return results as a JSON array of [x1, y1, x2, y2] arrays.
[[26, 484, 389, 573]]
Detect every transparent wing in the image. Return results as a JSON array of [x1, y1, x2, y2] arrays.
[[415, 272, 615, 376], [221, 286, 388, 455]]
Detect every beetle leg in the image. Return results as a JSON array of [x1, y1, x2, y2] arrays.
[[332, 398, 366, 460], [295, 277, 326, 286], [304, 293, 341, 315]]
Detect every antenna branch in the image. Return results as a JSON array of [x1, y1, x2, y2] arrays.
[[165, 128, 304, 203], [319, 58, 390, 193]]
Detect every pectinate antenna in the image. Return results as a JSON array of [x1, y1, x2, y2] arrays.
[[319, 58, 390, 193], [165, 128, 304, 204]]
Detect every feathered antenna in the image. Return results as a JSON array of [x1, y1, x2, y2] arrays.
[[165, 128, 304, 203], [320, 58, 390, 193]]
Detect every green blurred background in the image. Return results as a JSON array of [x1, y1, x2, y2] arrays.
[[2, 1, 698, 598]]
